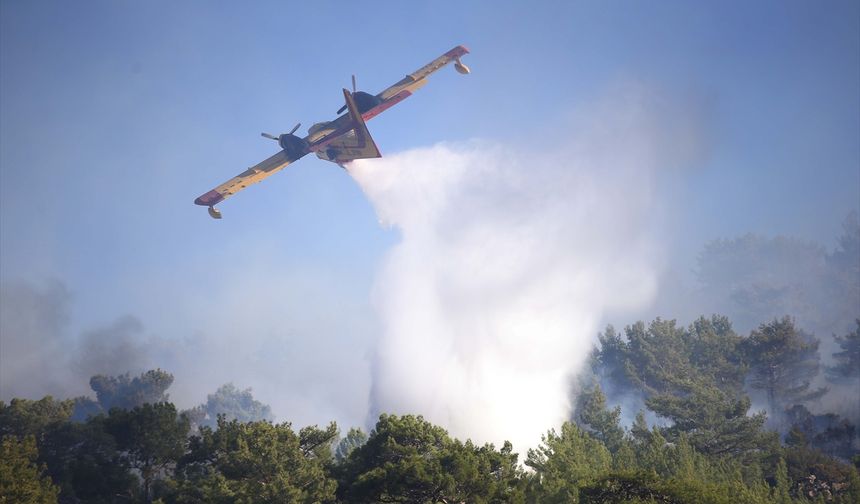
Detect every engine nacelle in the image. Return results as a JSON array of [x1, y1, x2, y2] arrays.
[[353, 91, 383, 113], [278, 134, 309, 158]]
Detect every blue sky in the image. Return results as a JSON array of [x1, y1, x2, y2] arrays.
[[1, 1, 858, 430]]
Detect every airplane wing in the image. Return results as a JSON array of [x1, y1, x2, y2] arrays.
[[362, 45, 470, 121], [309, 44, 470, 150], [193, 149, 306, 216]]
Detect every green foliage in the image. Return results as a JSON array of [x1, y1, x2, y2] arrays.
[[615, 317, 747, 400], [575, 383, 624, 453], [0, 435, 59, 504], [611, 439, 637, 472], [744, 318, 828, 424], [634, 428, 677, 478], [597, 316, 747, 387], [337, 414, 524, 503], [646, 386, 771, 458], [4, 307, 858, 504], [70, 396, 102, 422], [579, 473, 734, 504], [0, 396, 138, 502], [687, 315, 747, 393], [630, 411, 651, 445], [0, 397, 73, 439], [588, 314, 860, 499], [105, 402, 189, 502], [842, 467, 860, 504], [623, 318, 696, 397], [452, 440, 524, 503], [785, 427, 808, 448], [773, 458, 791, 504], [594, 316, 772, 460], [89, 369, 174, 411], [175, 418, 337, 503], [335, 427, 368, 463], [39, 416, 139, 502], [525, 422, 611, 503], [299, 422, 339, 462], [828, 320, 860, 384], [184, 383, 274, 430], [595, 325, 634, 391]]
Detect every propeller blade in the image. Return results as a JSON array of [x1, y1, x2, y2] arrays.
[[261, 132, 279, 140], [337, 78, 355, 114], [289, 123, 301, 135]]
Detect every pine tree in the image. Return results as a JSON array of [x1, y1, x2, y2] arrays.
[[88, 369, 174, 411], [623, 318, 694, 397], [0, 435, 59, 504], [184, 383, 274, 429], [335, 427, 368, 463], [687, 315, 746, 394], [526, 422, 611, 503], [646, 386, 769, 458], [744, 317, 828, 425], [575, 384, 624, 453], [337, 414, 524, 503], [772, 458, 791, 504], [176, 418, 337, 503], [595, 325, 634, 392], [827, 320, 860, 385], [630, 411, 651, 446], [104, 402, 189, 502]]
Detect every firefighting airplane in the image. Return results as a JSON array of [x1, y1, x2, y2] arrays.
[[194, 45, 471, 219]]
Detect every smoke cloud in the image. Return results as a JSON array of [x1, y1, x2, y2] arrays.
[[349, 86, 694, 450], [0, 280, 74, 399], [0, 281, 163, 400]]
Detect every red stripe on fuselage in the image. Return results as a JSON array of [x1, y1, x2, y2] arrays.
[[362, 90, 412, 121]]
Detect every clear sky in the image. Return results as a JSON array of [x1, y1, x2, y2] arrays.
[[1, 1, 858, 438]]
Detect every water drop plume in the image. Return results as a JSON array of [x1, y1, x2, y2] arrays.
[[348, 86, 692, 450]]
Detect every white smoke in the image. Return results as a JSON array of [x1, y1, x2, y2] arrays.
[[349, 86, 694, 451]]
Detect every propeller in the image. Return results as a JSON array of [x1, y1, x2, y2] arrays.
[[337, 75, 357, 114], [261, 123, 301, 141]]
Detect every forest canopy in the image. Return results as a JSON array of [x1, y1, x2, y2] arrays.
[[1, 311, 857, 503]]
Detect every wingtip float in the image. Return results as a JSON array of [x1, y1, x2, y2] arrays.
[[194, 45, 471, 219]]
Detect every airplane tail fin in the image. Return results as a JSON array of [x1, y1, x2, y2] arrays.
[[332, 88, 382, 162]]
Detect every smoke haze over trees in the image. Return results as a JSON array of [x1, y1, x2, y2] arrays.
[[1, 213, 857, 438], [694, 213, 859, 343], [1, 352, 858, 503], [1, 214, 858, 501]]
